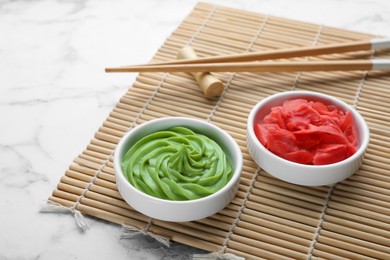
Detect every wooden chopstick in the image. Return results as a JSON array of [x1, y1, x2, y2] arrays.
[[105, 38, 390, 74], [120, 38, 390, 67], [106, 59, 390, 73]]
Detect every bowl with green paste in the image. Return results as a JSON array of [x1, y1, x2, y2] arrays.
[[114, 117, 242, 222]]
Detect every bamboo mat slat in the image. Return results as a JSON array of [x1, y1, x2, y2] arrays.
[[49, 2, 390, 259]]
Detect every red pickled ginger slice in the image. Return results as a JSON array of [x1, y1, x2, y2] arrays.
[[341, 110, 359, 148], [284, 150, 314, 164], [254, 123, 297, 155], [313, 144, 350, 165]]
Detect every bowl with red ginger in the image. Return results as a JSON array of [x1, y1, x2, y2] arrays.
[[246, 91, 369, 186]]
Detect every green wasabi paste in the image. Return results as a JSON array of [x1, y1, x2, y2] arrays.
[[121, 127, 233, 201]]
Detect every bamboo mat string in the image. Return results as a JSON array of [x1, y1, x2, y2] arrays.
[[120, 5, 219, 247], [41, 133, 108, 231], [207, 15, 269, 123], [353, 71, 368, 109], [190, 8, 265, 260], [196, 16, 269, 260], [187, 4, 218, 46], [66, 160, 104, 226], [219, 167, 262, 259], [118, 73, 170, 239], [193, 252, 245, 260], [353, 34, 381, 108], [291, 24, 324, 91], [41, 155, 109, 231], [135, 72, 169, 123], [291, 24, 332, 259], [121, 222, 171, 247], [306, 184, 335, 259], [305, 30, 376, 259], [122, 5, 220, 245], [40, 200, 88, 231], [120, 6, 223, 248]]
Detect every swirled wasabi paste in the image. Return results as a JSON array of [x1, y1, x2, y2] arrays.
[[121, 127, 233, 201]]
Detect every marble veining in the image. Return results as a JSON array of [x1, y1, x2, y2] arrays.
[[1, 0, 390, 259]]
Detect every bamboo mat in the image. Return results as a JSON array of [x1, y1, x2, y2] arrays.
[[49, 2, 390, 259]]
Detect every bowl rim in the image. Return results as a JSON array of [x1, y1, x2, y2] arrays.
[[247, 90, 370, 169], [114, 116, 243, 205]]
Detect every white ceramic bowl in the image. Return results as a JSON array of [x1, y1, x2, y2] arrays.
[[247, 91, 369, 186], [114, 117, 242, 222]]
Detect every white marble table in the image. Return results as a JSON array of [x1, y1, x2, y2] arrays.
[[1, 0, 389, 259]]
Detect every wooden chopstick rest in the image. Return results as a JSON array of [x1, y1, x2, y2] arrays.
[[177, 46, 224, 98]]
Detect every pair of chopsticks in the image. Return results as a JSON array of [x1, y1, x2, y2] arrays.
[[105, 38, 390, 73]]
